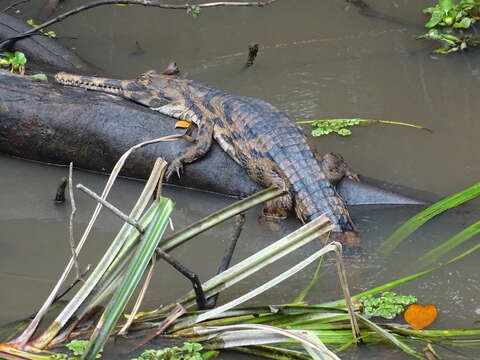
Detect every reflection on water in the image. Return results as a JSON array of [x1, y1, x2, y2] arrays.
[[2, 0, 480, 358]]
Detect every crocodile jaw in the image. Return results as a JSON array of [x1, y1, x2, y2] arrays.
[[55, 73, 126, 95]]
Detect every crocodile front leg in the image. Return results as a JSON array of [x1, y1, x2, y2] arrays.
[[166, 120, 215, 180]]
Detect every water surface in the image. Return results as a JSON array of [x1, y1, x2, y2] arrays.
[[2, 0, 480, 358]]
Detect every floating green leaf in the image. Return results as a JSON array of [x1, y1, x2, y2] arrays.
[[361, 292, 417, 319], [297, 118, 429, 137]]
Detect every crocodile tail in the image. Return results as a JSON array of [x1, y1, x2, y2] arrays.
[[282, 153, 358, 243]]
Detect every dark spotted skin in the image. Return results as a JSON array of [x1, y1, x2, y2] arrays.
[[55, 64, 358, 242]]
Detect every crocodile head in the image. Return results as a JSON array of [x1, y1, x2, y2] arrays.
[[54, 62, 187, 110]]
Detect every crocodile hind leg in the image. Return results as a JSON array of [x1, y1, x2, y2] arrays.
[[166, 121, 214, 179], [255, 167, 293, 221]]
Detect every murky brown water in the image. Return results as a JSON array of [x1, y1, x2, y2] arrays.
[[1, 0, 480, 358]]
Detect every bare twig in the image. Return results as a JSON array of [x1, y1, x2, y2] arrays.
[[68, 163, 81, 279], [53, 264, 92, 304], [117, 254, 157, 336], [157, 250, 208, 310], [54, 177, 68, 203], [1, 0, 32, 13], [0, 0, 281, 49], [76, 184, 145, 234], [206, 213, 245, 308]]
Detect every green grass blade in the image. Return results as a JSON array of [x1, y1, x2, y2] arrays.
[[379, 182, 480, 256], [355, 314, 425, 359], [417, 220, 480, 266], [82, 198, 174, 360]]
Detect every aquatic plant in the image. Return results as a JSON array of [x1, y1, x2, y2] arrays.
[[360, 292, 417, 320], [297, 119, 429, 137], [419, 0, 480, 53], [0, 51, 26, 74]]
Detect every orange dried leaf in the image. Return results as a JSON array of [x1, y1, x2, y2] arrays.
[[175, 120, 192, 129], [404, 303, 438, 330]]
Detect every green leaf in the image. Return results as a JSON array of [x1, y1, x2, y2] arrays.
[[426, 9, 445, 27], [31, 73, 48, 81], [11, 51, 27, 66], [439, 0, 455, 12], [454, 16, 472, 27]]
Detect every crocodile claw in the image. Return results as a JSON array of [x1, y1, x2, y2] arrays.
[[166, 159, 184, 180]]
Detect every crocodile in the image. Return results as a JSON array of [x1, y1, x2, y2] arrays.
[[55, 63, 358, 244]]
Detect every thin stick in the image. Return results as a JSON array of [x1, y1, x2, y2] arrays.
[[68, 163, 81, 280], [76, 184, 145, 234], [53, 265, 92, 304], [117, 254, 157, 336], [0, 0, 280, 48], [206, 213, 245, 308]]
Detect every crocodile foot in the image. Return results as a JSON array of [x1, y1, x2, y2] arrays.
[[166, 159, 184, 180]]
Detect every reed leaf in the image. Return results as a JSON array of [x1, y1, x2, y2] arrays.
[[193, 242, 337, 325], [158, 186, 285, 252], [156, 215, 332, 317], [31, 160, 164, 348], [82, 198, 174, 360], [379, 182, 480, 256]]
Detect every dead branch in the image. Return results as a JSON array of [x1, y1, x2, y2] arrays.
[[0, 0, 281, 50]]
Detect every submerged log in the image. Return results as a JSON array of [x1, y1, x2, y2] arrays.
[[0, 71, 426, 205]]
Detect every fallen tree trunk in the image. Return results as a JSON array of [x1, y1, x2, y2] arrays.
[[0, 71, 427, 204]]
